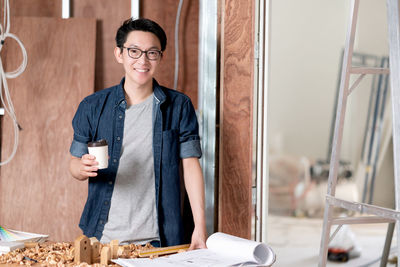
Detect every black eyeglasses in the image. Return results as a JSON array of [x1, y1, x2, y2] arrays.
[[122, 47, 162, 60]]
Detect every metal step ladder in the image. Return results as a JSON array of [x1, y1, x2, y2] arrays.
[[318, 0, 400, 266]]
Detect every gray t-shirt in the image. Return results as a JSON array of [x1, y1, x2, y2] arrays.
[[101, 93, 159, 245]]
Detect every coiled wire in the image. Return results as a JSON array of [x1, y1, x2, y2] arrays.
[[0, 0, 27, 165]]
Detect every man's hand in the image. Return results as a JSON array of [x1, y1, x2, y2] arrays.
[[189, 226, 207, 250], [69, 154, 99, 181]]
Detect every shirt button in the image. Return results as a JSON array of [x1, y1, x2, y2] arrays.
[[99, 220, 103, 224], [119, 115, 122, 119], [108, 181, 113, 185], [117, 137, 120, 141], [113, 159, 117, 163], [104, 201, 109, 205]]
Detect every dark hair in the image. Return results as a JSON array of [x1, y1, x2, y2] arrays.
[[115, 18, 167, 51]]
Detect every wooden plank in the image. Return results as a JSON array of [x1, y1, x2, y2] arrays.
[[218, 0, 254, 239], [72, 0, 130, 91], [138, 244, 189, 258], [0, 17, 96, 242], [0, 0, 62, 166], [7, 0, 62, 17]]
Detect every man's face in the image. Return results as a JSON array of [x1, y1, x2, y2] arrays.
[[115, 30, 162, 89]]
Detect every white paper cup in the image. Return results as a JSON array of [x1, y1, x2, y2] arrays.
[[88, 139, 108, 169]]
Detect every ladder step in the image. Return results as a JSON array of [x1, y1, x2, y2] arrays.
[[350, 67, 390, 74], [332, 216, 395, 225], [326, 195, 400, 221]]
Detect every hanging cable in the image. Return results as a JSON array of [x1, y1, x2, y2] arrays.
[[173, 0, 184, 90], [0, 0, 27, 165]]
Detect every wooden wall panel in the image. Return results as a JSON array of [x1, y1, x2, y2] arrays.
[[7, 0, 62, 17], [0, 17, 96, 242], [218, 1, 254, 239], [142, 0, 199, 107], [72, 0, 130, 91]]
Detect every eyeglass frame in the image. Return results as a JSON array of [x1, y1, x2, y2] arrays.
[[121, 46, 163, 61]]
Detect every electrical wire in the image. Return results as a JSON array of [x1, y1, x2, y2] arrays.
[[173, 0, 184, 90], [0, 0, 27, 165]]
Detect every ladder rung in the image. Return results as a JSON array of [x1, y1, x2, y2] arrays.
[[326, 195, 400, 221], [332, 216, 395, 225], [350, 67, 390, 74]]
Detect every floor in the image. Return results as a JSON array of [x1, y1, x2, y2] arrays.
[[267, 215, 397, 267]]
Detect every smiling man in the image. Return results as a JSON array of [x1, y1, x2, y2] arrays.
[[69, 18, 207, 249]]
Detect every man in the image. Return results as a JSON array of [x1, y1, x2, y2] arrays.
[[69, 18, 206, 249]]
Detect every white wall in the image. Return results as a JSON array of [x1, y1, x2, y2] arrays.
[[269, 0, 348, 159], [269, 0, 393, 207]]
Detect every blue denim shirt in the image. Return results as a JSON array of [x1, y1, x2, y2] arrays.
[[70, 78, 202, 246]]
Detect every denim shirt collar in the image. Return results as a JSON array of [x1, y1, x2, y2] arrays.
[[115, 78, 126, 107], [152, 79, 166, 105], [115, 77, 166, 107]]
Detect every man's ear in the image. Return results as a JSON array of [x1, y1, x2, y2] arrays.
[[114, 47, 123, 63]]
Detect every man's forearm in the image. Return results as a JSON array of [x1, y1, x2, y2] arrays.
[[182, 157, 206, 231]]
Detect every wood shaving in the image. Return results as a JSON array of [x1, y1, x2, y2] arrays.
[[0, 241, 151, 266]]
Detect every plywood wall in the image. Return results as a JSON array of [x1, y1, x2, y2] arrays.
[[7, 0, 62, 17], [142, 0, 199, 107], [0, 17, 96, 242], [71, 0, 130, 91], [218, 0, 255, 239]]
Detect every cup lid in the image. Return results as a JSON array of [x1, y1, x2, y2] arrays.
[[88, 139, 108, 147]]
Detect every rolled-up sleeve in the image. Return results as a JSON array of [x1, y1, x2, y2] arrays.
[[179, 98, 202, 159], [70, 100, 92, 158]]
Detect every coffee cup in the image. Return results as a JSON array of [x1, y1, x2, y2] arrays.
[[88, 139, 108, 169]]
